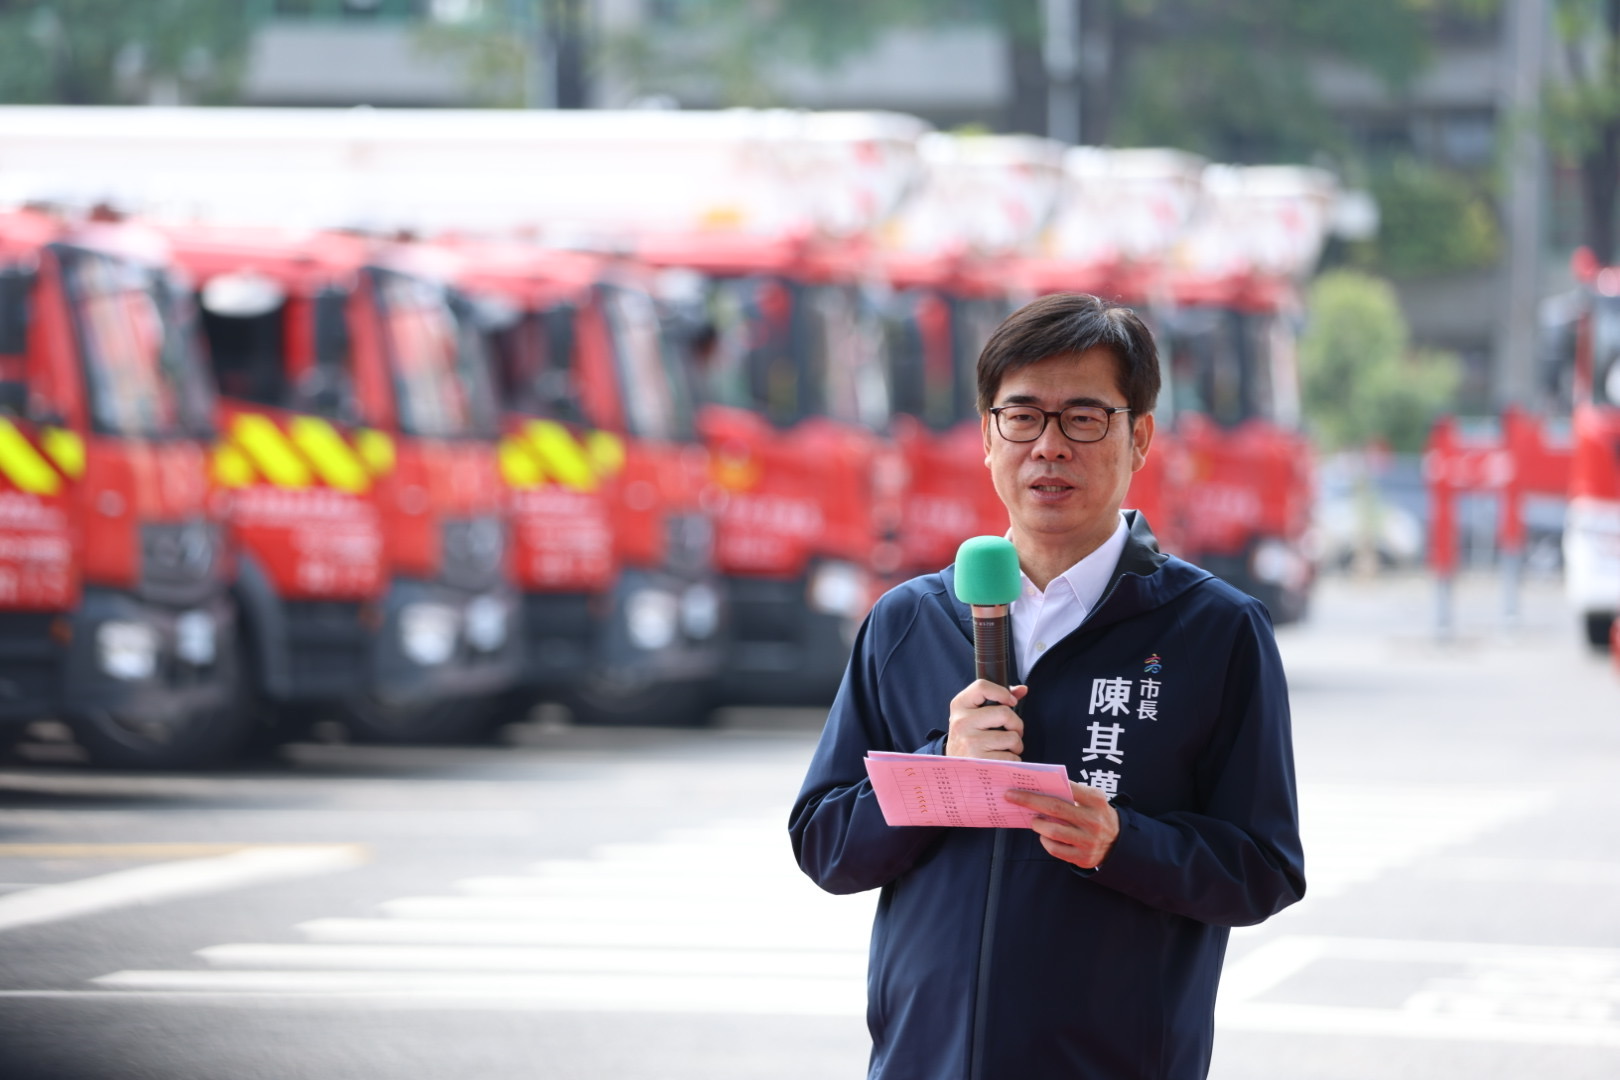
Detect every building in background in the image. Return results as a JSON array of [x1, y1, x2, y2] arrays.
[[179, 3, 1566, 413]]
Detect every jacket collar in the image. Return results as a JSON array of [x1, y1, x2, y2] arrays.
[[941, 510, 1200, 642]]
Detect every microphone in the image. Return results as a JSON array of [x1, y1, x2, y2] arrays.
[[953, 536, 1022, 690]]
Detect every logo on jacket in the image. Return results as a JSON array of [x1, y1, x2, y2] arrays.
[[1144, 653, 1162, 674]]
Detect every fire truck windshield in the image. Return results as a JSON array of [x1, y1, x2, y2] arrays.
[[59, 246, 192, 439], [601, 284, 694, 442], [1165, 307, 1281, 428], [701, 277, 889, 431], [883, 292, 1003, 431], [374, 270, 499, 439], [0, 262, 29, 416], [1591, 295, 1620, 407]]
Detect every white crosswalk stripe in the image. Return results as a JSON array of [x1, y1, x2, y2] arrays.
[[93, 817, 876, 1015], [82, 780, 1562, 1019]]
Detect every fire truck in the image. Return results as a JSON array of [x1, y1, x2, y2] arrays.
[[450, 240, 724, 726], [0, 104, 908, 711], [165, 226, 522, 743], [623, 113, 922, 704], [1158, 164, 1334, 624], [0, 208, 242, 767], [1553, 249, 1620, 649], [875, 132, 1065, 575], [1020, 147, 1212, 556], [350, 106, 923, 705]]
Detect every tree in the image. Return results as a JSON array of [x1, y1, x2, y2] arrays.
[[427, 1, 1442, 159], [1543, 0, 1620, 262], [0, 1, 254, 105], [1349, 157, 1501, 277], [1299, 269, 1463, 452], [416, 0, 593, 108]]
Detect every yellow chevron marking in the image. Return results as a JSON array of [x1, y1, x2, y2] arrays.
[[499, 435, 545, 489], [526, 420, 595, 493], [289, 416, 370, 494], [40, 427, 84, 479], [356, 429, 395, 477], [232, 413, 312, 488], [0, 418, 61, 496], [212, 443, 255, 489], [586, 430, 626, 478]]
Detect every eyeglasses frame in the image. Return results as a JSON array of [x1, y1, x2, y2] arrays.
[[987, 404, 1133, 444]]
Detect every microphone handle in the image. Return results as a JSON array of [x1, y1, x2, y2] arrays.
[[970, 605, 1013, 689]]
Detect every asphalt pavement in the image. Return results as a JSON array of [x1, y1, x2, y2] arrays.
[[0, 567, 1616, 1079]]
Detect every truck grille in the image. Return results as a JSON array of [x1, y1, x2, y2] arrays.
[[139, 520, 220, 606], [441, 516, 506, 592]]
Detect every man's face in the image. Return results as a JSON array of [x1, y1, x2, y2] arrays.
[[980, 347, 1153, 555]]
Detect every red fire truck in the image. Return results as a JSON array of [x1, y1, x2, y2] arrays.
[[1554, 249, 1620, 648], [450, 240, 724, 726], [1155, 165, 1334, 623], [465, 108, 923, 705], [0, 209, 242, 767], [165, 226, 521, 744], [1019, 147, 1210, 556], [875, 133, 1066, 575]]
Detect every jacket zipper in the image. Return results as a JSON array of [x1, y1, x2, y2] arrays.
[[969, 828, 1005, 1080]]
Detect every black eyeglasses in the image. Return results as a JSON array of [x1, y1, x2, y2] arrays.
[[988, 404, 1132, 444]]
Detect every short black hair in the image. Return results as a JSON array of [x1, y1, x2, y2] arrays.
[[976, 293, 1160, 417]]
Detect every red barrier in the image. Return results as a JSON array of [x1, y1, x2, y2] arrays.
[[1423, 409, 1573, 631]]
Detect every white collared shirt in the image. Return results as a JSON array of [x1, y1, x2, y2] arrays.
[[1010, 513, 1129, 683]]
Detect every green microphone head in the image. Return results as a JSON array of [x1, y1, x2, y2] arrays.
[[954, 536, 1022, 606]]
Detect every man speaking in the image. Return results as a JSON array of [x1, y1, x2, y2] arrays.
[[789, 293, 1305, 1079]]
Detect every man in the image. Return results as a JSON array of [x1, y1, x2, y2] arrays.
[[790, 293, 1305, 1080]]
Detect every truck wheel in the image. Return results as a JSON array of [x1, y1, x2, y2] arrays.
[[337, 695, 494, 745], [564, 677, 714, 728], [1584, 612, 1616, 651]]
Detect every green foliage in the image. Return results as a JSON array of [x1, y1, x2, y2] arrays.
[[1542, 1, 1620, 160], [416, 10, 534, 108], [1348, 158, 1501, 277], [0, 1, 254, 105], [1111, 0, 1435, 161], [1299, 269, 1463, 451], [1540, 0, 1620, 259]]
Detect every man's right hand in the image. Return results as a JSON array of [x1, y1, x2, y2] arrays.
[[945, 680, 1028, 760]]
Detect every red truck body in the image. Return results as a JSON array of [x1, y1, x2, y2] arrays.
[[0, 209, 240, 766], [650, 231, 904, 704], [451, 241, 724, 726], [165, 226, 520, 743]]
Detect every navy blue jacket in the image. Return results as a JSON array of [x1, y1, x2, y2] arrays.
[[790, 512, 1305, 1080]]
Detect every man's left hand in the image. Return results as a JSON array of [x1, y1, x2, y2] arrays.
[[1003, 781, 1120, 870]]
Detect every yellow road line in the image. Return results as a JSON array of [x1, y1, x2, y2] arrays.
[[0, 843, 366, 860]]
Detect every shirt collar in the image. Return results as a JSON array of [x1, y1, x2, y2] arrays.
[[1015, 512, 1130, 613]]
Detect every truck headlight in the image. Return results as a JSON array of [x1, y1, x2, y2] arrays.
[[464, 594, 509, 652], [399, 603, 458, 666], [680, 583, 720, 640], [1251, 539, 1309, 590], [175, 610, 217, 666], [807, 560, 866, 619], [97, 621, 158, 681], [625, 588, 678, 651]]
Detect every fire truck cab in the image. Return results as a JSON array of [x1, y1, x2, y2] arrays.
[[0, 209, 241, 767], [1157, 164, 1335, 624], [875, 132, 1067, 576], [167, 226, 521, 743], [453, 240, 724, 727]]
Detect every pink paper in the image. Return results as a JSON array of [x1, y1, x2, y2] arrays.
[[863, 751, 1075, 828]]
